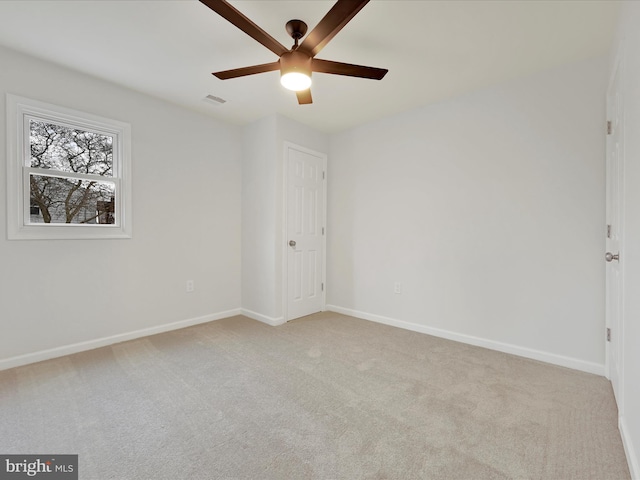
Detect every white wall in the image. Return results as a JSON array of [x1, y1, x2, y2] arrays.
[[612, 2, 640, 477], [241, 114, 328, 324], [0, 46, 242, 368], [241, 116, 279, 322], [327, 56, 608, 374]]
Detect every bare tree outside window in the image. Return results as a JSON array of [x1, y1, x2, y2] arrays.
[[28, 120, 116, 224]]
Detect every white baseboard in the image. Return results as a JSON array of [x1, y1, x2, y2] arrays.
[[2, 303, 605, 377], [241, 308, 286, 326], [326, 305, 605, 376], [0, 308, 242, 372], [620, 416, 640, 480]]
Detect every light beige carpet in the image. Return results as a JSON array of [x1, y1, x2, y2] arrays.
[[0, 312, 630, 479]]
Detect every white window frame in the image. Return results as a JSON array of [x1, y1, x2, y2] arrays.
[[6, 94, 132, 240]]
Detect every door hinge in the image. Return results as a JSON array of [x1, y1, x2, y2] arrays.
[[607, 224, 611, 239], [323, 171, 325, 180], [607, 328, 611, 342], [322, 227, 325, 235], [607, 121, 612, 135], [321, 283, 324, 292]]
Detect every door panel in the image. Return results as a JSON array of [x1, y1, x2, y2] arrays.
[[293, 250, 303, 301], [606, 54, 624, 410], [286, 145, 326, 320], [294, 185, 303, 234], [308, 250, 318, 297]]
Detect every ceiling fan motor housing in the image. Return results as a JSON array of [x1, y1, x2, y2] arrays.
[[280, 50, 312, 80]]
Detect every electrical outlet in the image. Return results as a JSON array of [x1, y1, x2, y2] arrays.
[[186, 280, 195, 293], [394, 282, 402, 294]]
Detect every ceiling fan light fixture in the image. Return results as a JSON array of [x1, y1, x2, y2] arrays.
[[279, 51, 312, 92], [281, 72, 312, 91]]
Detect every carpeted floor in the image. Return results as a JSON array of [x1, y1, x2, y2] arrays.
[[0, 312, 630, 479]]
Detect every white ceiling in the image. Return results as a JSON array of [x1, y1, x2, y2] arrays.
[[0, 0, 620, 133]]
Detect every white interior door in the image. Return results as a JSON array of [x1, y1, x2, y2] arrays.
[[286, 144, 326, 321], [605, 54, 624, 408]]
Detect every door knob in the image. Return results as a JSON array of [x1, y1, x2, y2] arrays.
[[289, 240, 296, 247], [605, 252, 620, 262]]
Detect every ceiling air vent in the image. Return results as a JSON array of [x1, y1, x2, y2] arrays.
[[203, 95, 226, 106]]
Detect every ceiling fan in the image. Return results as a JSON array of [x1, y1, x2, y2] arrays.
[[199, 0, 388, 105]]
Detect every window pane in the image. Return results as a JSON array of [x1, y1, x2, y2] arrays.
[[29, 120, 113, 177], [29, 174, 116, 225]]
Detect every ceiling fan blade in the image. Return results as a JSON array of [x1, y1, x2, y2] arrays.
[[312, 58, 387, 80], [296, 89, 313, 105], [298, 0, 369, 57], [199, 0, 289, 57], [213, 62, 280, 80]]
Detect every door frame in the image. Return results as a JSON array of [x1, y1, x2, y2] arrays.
[[281, 141, 328, 322], [605, 42, 625, 413]]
